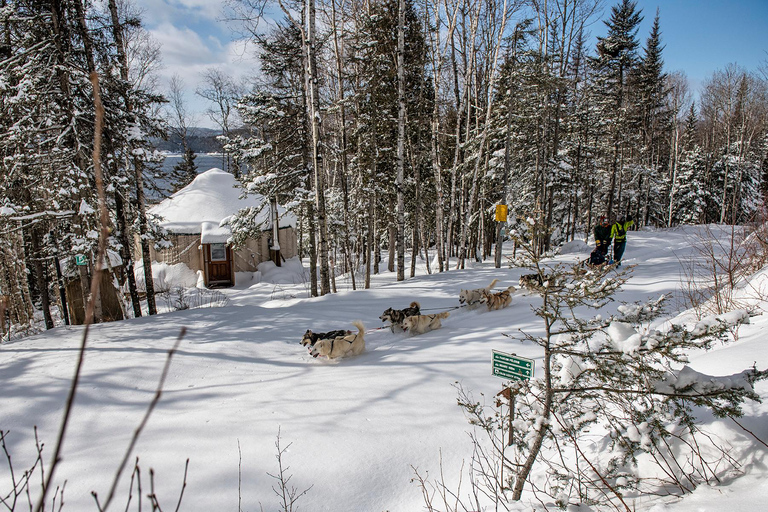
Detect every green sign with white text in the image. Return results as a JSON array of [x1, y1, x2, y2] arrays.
[[492, 350, 534, 381], [75, 255, 87, 266]]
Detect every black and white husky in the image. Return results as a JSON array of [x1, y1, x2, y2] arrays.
[[301, 329, 352, 347], [379, 301, 421, 332]]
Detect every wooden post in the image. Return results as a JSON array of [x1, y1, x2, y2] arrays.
[[509, 391, 515, 447], [496, 386, 515, 447]]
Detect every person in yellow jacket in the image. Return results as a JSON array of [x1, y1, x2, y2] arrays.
[[611, 216, 634, 265]]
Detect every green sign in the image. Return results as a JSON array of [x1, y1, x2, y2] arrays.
[[492, 350, 534, 381], [74, 254, 87, 266]]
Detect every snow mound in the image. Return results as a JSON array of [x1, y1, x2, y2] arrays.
[[257, 257, 307, 284], [133, 261, 199, 292], [606, 321, 643, 353], [560, 239, 590, 254], [690, 309, 750, 336]]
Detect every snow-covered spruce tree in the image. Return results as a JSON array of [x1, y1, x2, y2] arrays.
[[0, 0, 100, 328], [670, 104, 708, 225], [445, 242, 767, 509], [225, 90, 309, 252], [589, 0, 643, 219], [103, 0, 168, 317], [224, 16, 311, 265], [630, 10, 672, 225]]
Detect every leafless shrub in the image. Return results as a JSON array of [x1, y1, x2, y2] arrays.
[[172, 287, 190, 310], [679, 224, 768, 318], [259, 428, 312, 512], [1, 427, 65, 512], [270, 285, 299, 302], [165, 288, 229, 311]]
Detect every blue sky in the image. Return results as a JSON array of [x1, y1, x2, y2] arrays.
[[628, 0, 768, 91], [135, 0, 768, 130]]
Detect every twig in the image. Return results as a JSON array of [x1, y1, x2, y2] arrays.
[[238, 440, 243, 512], [173, 459, 189, 512], [729, 416, 768, 449]]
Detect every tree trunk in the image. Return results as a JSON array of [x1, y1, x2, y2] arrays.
[[305, 0, 331, 294], [457, 0, 509, 268], [307, 203, 318, 296], [395, 0, 406, 282], [30, 227, 53, 329], [115, 189, 142, 317], [107, 0, 156, 314], [330, 0, 356, 290]]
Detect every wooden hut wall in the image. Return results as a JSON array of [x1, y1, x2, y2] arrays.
[[65, 270, 125, 325], [149, 235, 202, 271]]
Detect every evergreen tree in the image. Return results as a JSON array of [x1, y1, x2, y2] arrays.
[[633, 10, 671, 223], [590, 0, 643, 218], [671, 104, 708, 224], [225, 18, 310, 263], [352, 0, 432, 273], [170, 147, 198, 192]]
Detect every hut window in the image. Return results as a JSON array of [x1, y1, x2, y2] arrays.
[[210, 243, 227, 261]]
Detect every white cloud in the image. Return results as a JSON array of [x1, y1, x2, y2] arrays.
[[151, 23, 215, 67], [133, 0, 226, 25], [135, 1, 264, 129], [167, 0, 225, 21]]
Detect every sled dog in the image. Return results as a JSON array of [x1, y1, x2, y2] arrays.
[[379, 301, 421, 332], [480, 286, 515, 311], [402, 312, 450, 335], [309, 321, 366, 359], [459, 278, 500, 308], [301, 329, 352, 347]]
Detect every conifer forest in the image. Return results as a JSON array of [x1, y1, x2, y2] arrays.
[[1, 0, 767, 333]]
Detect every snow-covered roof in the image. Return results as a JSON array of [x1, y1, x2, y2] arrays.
[[201, 221, 231, 244], [150, 168, 297, 235]]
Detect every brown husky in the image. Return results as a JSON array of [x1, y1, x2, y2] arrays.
[[479, 286, 515, 311], [402, 312, 450, 335], [309, 321, 366, 359]]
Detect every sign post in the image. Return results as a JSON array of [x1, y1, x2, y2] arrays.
[[492, 350, 534, 446], [74, 254, 87, 266], [492, 350, 534, 381]]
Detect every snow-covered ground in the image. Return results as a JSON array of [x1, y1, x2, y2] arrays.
[[2, 226, 767, 511]]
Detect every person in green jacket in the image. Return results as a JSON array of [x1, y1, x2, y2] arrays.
[[594, 216, 612, 256], [611, 216, 635, 265]]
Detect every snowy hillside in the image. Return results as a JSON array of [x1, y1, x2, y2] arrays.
[[2, 226, 767, 511]]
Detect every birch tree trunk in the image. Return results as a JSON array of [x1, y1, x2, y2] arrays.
[[395, 0, 406, 281], [427, 0, 459, 272], [330, 0, 356, 290], [305, 0, 331, 294], [457, 0, 510, 269]]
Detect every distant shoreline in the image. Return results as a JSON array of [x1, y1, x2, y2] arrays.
[[160, 152, 224, 158]]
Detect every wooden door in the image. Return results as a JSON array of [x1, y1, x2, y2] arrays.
[[205, 243, 232, 286]]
